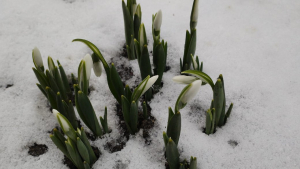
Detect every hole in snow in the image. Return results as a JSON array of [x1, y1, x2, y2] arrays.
[[164, 65, 171, 72], [228, 140, 238, 148], [6, 84, 13, 88], [28, 143, 48, 157]]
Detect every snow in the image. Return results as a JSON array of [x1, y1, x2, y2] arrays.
[[1, 0, 300, 168]]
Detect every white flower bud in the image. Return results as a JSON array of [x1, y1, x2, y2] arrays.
[[83, 54, 93, 80], [153, 10, 162, 31], [32, 47, 44, 69], [48, 56, 55, 73], [52, 109, 76, 141], [141, 75, 158, 96], [180, 80, 202, 104], [191, 0, 199, 23], [93, 61, 102, 77], [52, 109, 70, 132], [173, 75, 198, 84]]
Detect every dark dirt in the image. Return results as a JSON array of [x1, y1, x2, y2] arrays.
[[120, 44, 128, 58], [116, 64, 134, 82], [28, 143, 48, 157], [6, 84, 13, 88], [228, 140, 238, 148], [164, 65, 171, 72], [104, 102, 156, 153], [63, 146, 101, 169]]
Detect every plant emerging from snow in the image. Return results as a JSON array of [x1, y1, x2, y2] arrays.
[[32, 47, 78, 129], [152, 10, 168, 87], [133, 9, 168, 101], [162, 80, 201, 169], [174, 70, 234, 135], [72, 39, 158, 135], [121, 75, 158, 134], [122, 0, 141, 60], [50, 109, 97, 169], [180, 0, 199, 71]]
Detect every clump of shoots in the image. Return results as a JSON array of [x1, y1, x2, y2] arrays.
[[32, 47, 77, 129], [51, 109, 98, 169]]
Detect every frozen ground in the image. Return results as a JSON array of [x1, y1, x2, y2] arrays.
[[1, 0, 300, 168]]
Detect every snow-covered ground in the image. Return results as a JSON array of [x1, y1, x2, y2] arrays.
[[1, 0, 300, 168]]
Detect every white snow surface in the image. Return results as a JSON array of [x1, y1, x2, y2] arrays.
[[1, 0, 300, 168]]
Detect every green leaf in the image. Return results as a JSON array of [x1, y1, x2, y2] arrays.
[[167, 107, 175, 125], [124, 85, 132, 102], [100, 107, 110, 134], [110, 63, 124, 102], [56, 92, 67, 117], [162, 132, 169, 147], [121, 95, 132, 133], [182, 30, 191, 71], [67, 100, 78, 129], [77, 128, 97, 164], [213, 79, 224, 126], [186, 29, 197, 69], [58, 64, 71, 94], [218, 74, 226, 126], [180, 58, 183, 72], [45, 87, 57, 109], [50, 134, 71, 161], [82, 61, 89, 95], [166, 112, 181, 145], [65, 138, 84, 169], [224, 103, 234, 123], [130, 101, 138, 134], [134, 14, 141, 40], [36, 83, 47, 98], [166, 138, 180, 169], [84, 162, 91, 169], [122, 0, 134, 59], [46, 70, 59, 94], [153, 43, 165, 86], [134, 39, 141, 63], [74, 84, 86, 123], [54, 66, 67, 100], [71, 73, 77, 85], [47, 56, 56, 75], [53, 128, 66, 144], [139, 45, 152, 80], [181, 70, 214, 90], [77, 91, 102, 137], [211, 108, 216, 134], [205, 109, 212, 135], [32, 67, 49, 89], [77, 137, 90, 164], [163, 41, 168, 69]]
